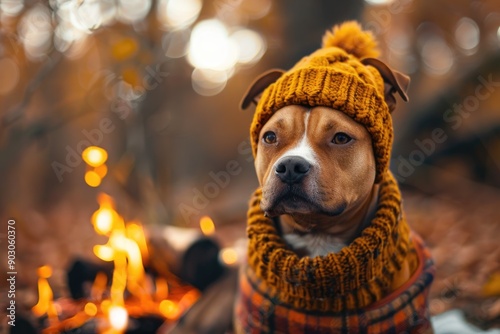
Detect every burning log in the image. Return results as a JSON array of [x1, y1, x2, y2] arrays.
[[67, 258, 113, 300], [126, 315, 165, 334]]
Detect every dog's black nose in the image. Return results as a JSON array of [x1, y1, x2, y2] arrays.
[[275, 156, 310, 184]]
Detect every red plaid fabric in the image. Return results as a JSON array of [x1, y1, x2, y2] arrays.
[[235, 234, 435, 334]]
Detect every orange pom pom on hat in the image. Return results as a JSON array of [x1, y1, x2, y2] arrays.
[[248, 21, 404, 183]]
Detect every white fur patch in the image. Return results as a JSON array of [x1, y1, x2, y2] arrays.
[[284, 233, 346, 257], [276, 110, 318, 165]]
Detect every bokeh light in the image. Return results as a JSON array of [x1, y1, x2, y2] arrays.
[[191, 68, 228, 96], [157, 0, 202, 30], [84, 302, 98, 317], [455, 17, 480, 53], [19, 4, 53, 60], [1, 0, 24, 17], [420, 36, 454, 76], [241, 0, 272, 20], [219, 247, 238, 265], [85, 170, 102, 187], [82, 146, 108, 167], [95, 164, 108, 178], [67, 0, 103, 32], [230, 29, 266, 64], [386, 28, 410, 54], [185, 18, 267, 95], [53, 23, 85, 54], [53, 0, 109, 54], [187, 19, 238, 72], [364, 0, 394, 5], [199, 216, 215, 236], [112, 37, 138, 61], [117, 0, 152, 23]]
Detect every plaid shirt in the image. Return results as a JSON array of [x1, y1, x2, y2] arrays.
[[235, 234, 435, 334]]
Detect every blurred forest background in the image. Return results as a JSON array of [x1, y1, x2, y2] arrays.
[[1, 0, 500, 331]]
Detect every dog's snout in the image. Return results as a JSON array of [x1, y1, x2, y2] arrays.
[[275, 156, 310, 184]]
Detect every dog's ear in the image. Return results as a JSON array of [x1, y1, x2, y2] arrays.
[[240, 69, 285, 110], [361, 58, 410, 112]]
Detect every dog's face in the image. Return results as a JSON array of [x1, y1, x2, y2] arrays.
[[243, 59, 410, 233], [255, 105, 376, 231]]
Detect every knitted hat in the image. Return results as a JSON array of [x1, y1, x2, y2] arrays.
[[241, 21, 410, 183]]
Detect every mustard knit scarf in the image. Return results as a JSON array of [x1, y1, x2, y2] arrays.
[[246, 171, 415, 312]]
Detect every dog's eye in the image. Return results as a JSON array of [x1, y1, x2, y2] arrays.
[[332, 132, 352, 145], [263, 131, 277, 144]]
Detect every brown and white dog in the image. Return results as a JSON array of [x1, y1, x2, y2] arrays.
[[245, 62, 413, 292], [234, 21, 437, 333], [235, 54, 435, 333]]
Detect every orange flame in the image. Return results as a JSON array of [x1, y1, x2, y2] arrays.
[[126, 222, 150, 264], [94, 245, 115, 262], [109, 239, 127, 307], [32, 266, 58, 322], [91, 194, 120, 236], [90, 272, 108, 301], [91, 193, 151, 310]]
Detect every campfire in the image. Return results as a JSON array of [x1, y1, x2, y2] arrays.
[[27, 146, 222, 334], [30, 192, 200, 334]]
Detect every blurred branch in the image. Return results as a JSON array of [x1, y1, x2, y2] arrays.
[[427, 123, 500, 161], [109, 1, 177, 221], [0, 99, 91, 171]]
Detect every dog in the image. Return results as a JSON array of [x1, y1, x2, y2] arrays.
[[234, 22, 435, 334]]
